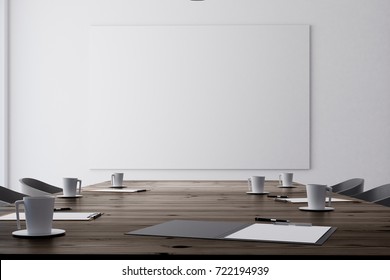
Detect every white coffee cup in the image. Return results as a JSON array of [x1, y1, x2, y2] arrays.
[[111, 173, 124, 187], [15, 196, 55, 235], [63, 178, 82, 196], [279, 172, 293, 187], [306, 184, 332, 210], [248, 176, 265, 193]]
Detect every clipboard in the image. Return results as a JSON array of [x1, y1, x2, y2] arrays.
[[276, 197, 353, 203], [0, 212, 103, 221], [126, 220, 336, 245], [85, 188, 147, 193]]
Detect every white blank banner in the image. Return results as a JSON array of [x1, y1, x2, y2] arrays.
[[88, 25, 310, 169], [2, 260, 388, 280]]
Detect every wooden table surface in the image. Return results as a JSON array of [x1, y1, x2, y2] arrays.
[[1, 180, 390, 257]]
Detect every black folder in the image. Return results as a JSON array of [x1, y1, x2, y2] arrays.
[[127, 220, 336, 245]]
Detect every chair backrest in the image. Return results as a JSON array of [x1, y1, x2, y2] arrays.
[[375, 197, 390, 207], [330, 178, 364, 196], [353, 183, 390, 202], [19, 178, 62, 195], [0, 186, 28, 204]]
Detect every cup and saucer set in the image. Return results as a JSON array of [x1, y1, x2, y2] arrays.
[[12, 196, 66, 238], [57, 177, 83, 198], [245, 173, 296, 195], [299, 184, 334, 212], [109, 173, 127, 188], [277, 172, 296, 188], [246, 176, 269, 195]]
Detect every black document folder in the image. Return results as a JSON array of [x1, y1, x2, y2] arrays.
[[127, 220, 336, 245]]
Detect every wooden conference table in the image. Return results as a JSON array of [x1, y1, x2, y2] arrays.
[[1, 180, 390, 256]]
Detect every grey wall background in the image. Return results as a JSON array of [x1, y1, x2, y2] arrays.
[[4, 0, 390, 190]]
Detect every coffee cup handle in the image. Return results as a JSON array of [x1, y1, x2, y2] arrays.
[[326, 186, 332, 207], [77, 179, 82, 194], [247, 178, 252, 191], [278, 174, 282, 185], [15, 200, 24, 230], [111, 174, 114, 185]]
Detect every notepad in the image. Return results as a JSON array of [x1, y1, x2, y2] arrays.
[[127, 220, 336, 245], [277, 198, 352, 203], [0, 212, 102, 221], [85, 188, 147, 193]]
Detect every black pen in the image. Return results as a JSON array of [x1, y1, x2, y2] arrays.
[[274, 198, 289, 202], [267, 195, 288, 198], [54, 207, 72, 211], [255, 217, 290, 223], [88, 212, 103, 220]]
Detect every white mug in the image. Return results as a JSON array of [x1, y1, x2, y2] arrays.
[[306, 184, 332, 210], [63, 178, 82, 196], [279, 172, 293, 187], [248, 176, 265, 193], [15, 196, 55, 235], [111, 173, 124, 187]]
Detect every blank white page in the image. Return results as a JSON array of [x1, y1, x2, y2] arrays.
[[0, 212, 99, 221], [225, 223, 332, 244], [86, 188, 146, 193], [284, 198, 352, 203]]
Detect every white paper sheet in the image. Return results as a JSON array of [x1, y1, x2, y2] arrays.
[[280, 197, 352, 203], [225, 223, 332, 244], [86, 188, 147, 193], [0, 212, 101, 221]]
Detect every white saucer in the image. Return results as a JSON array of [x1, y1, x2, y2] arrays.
[[12, 228, 66, 238], [299, 206, 334, 212], [246, 191, 270, 195], [57, 194, 83, 198]]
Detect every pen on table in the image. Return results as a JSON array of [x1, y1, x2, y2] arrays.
[[88, 212, 103, 220], [255, 217, 290, 223], [267, 195, 288, 198], [54, 207, 72, 211], [274, 198, 288, 202]]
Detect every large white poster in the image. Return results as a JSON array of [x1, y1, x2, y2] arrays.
[[88, 25, 310, 169]]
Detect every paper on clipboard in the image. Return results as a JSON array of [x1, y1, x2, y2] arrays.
[[86, 188, 147, 193], [0, 212, 102, 221], [225, 223, 333, 244], [278, 197, 352, 203], [127, 220, 336, 245]]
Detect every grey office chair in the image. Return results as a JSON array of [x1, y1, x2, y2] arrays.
[[375, 197, 390, 207], [0, 185, 28, 204], [19, 178, 62, 196], [352, 183, 390, 206], [330, 178, 364, 196]]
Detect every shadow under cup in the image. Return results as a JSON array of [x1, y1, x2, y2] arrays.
[[15, 196, 55, 235]]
